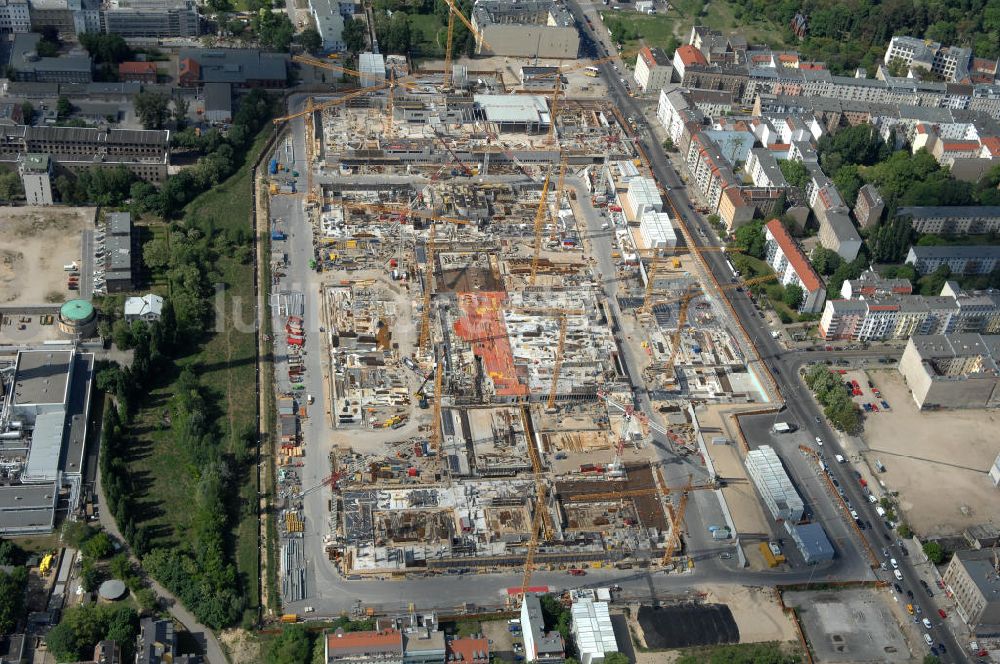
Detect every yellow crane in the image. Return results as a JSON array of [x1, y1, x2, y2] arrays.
[[441, 0, 489, 91], [505, 305, 583, 412], [430, 359, 444, 453], [529, 169, 553, 286], [662, 474, 694, 567], [518, 404, 549, 595]]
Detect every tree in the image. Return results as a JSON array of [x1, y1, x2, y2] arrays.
[[783, 283, 804, 309], [810, 247, 843, 276], [604, 654, 630, 664], [0, 170, 24, 201], [266, 624, 311, 664], [918, 264, 952, 296], [61, 521, 97, 548], [0, 539, 23, 566], [253, 10, 295, 51], [923, 541, 945, 564], [56, 96, 73, 119], [20, 102, 34, 125], [82, 531, 114, 560], [343, 16, 367, 52], [898, 523, 913, 538], [662, 137, 676, 152], [832, 164, 863, 207], [733, 219, 766, 259], [778, 159, 810, 188], [134, 91, 170, 130], [173, 96, 190, 128], [206, 0, 233, 11], [0, 567, 27, 635], [80, 560, 102, 593], [143, 238, 172, 270], [297, 27, 323, 53], [79, 33, 132, 64]]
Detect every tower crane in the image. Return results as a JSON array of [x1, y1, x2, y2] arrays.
[[518, 404, 550, 596], [505, 305, 584, 412], [662, 474, 693, 567], [529, 169, 553, 286], [441, 0, 489, 91], [429, 360, 444, 453], [297, 471, 341, 498]]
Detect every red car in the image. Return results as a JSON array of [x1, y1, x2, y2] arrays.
[[568, 569, 586, 576], [871, 403, 879, 412], [938, 608, 947, 618]]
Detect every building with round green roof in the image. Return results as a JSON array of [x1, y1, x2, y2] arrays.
[[58, 299, 97, 337]]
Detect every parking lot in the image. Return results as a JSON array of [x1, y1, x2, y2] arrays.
[[854, 369, 1000, 537], [0, 206, 94, 306], [784, 588, 912, 663]]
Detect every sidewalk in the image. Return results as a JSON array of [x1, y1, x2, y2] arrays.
[[95, 464, 229, 664]]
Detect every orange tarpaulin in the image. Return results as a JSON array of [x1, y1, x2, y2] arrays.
[[452, 291, 527, 397]]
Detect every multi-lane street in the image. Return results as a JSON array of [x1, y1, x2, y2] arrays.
[[564, 3, 970, 659]]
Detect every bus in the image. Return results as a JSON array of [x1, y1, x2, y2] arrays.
[[583, 66, 600, 77]]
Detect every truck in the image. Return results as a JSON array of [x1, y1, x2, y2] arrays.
[[772, 422, 794, 434], [271, 230, 287, 241], [759, 542, 785, 567], [269, 159, 278, 175]]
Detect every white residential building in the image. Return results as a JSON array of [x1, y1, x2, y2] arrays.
[[763, 219, 826, 313], [124, 294, 164, 323], [633, 46, 672, 93], [309, 0, 345, 51], [571, 599, 618, 664], [521, 595, 564, 663]]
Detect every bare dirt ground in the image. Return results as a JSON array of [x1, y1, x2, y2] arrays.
[[860, 369, 1000, 537], [219, 628, 261, 664], [697, 404, 771, 537], [0, 206, 94, 306], [631, 584, 797, 663]]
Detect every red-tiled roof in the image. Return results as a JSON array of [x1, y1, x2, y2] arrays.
[[326, 630, 403, 656], [448, 637, 489, 664], [764, 219, 823, 293], [118, 62, 157, 75], [769, 143, 791, 151], [981, 136, 1000, 157], [640, 46, 654, 67], [940, 140, 980, 152], [675, 45, 707, 67], [777, 53, 798, 63]]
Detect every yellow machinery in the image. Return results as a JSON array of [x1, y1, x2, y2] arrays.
[[529, 169, 553, 286]]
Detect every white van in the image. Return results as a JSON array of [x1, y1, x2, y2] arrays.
[[890, 558, 898, 569], [835, 454, 846, 463], [923, 634, 933, 646], [894, 569, 903, 581], [601, 222, 610, 230], [875, 506, 887, 518]]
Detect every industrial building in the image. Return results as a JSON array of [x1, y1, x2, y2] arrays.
[[786, 522, 834, 564], [943, 549, 1000, 636], [102, 211, 135, 292], [521, 595, 565, 662], [18, 152, 52, 205], [763, 219, 826, 313], [178, 49, 289, 88], [471, 0, 580, 59], [0, 348, 95, 535], [898, 334, 1000, 409], [570, 598, 618, 664], [745, 445, 804, 523], [0, 124, 170, 183], [8, 32, 91, 83]]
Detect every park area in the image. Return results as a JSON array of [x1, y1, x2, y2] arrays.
[[601, 0, 789, 54]]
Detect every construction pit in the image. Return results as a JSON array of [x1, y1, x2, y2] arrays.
[[275, 67, 775, 586]]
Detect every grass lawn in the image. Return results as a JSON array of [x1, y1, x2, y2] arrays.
[[600, 0, 787, 54], [126, 128, 271, 618], [409, 14, 447, 58]]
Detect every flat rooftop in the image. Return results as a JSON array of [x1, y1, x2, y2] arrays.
[[13, 350, 72, 406], [0, 483, 58, 534]]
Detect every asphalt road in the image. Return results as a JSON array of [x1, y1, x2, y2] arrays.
[[563, 4, 969, 659]]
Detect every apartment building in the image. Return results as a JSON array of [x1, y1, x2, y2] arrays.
[[842, 269, 912, 299], [686, 133, 739, 211], [0, 0, 30, 33], [656, 85, 706, 146], [899, 334, 1000, 409], [18, 152, 52, 205], [633, 46, 672, 93], [906, 245, 1000, 275], [309, 0, 345, 51], [10, 32, 91, 83], [943, 549, 1000, 636], [672, 44, 707, 80], [883, 35, 978, 83], [897, 206, 1000, 235], [853, 183, 884, 228], [763, 219, 826, 313], [818, 289, 1000, 341]]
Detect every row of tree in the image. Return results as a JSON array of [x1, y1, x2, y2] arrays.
[[803, 364, 862, 434], [729, 0, 1000, 74]]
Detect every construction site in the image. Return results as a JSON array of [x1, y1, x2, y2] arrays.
[[265, 7, 770, 603]]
